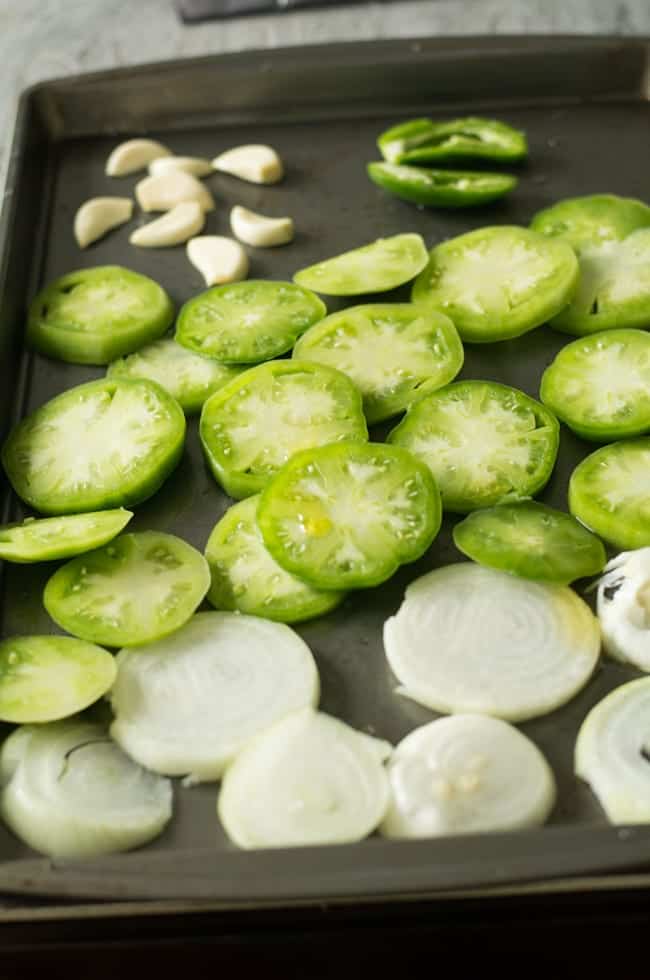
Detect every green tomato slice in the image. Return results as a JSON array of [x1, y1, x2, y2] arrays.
[[257, 441, 441, 590], [388, 381, 559, 513], [540, 329, 650, 441], [453, 501, 606, 584], [530, 195, 650, 335], [367, 162, 517, 208], [2, 378, 185, 515], [44, 531, 210, 647], [569, 439, 650, 550], [199, 360, 367, 499], [0, 509, 133, 563], [377, 116, 528, 165], [205, 495, 343, 623], [175, 281, 326, 364], [293, 233, 428, 296], [411, 226, 579, 343], [107, 337, 242, 415], [27, 266, 174, 366], [293, 303, 463, 424], [0, 636, 116, 723]]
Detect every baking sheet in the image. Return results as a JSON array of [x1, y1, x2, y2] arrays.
[[1, 35, 650, 904]]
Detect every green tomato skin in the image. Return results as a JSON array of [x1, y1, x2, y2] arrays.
[[27, 266, 174, 366], [530, 194, 650, 253], [378, 116, 528, 165], [0, 509, 133, 563], [293, 234, 429, 297], [367, 162, 517, 208], [452, 501, 607, 584], [539, 329, 650, 441]]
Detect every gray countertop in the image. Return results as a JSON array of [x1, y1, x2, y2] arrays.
[[2, 0, 650, 189]]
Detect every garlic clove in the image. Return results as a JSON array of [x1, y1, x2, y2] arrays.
[[105, 139, 171, 177], [212, 145, 284, 185], [148, 156, 214, 178], [129, 202, 205, 248], [135, 172, 215, 213], [186, 236, 249, 286], [74, 197, 134, 248], [230, 205, 294, 248]]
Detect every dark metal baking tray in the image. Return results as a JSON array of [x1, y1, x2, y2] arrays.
[[1, 35, 650, 912]]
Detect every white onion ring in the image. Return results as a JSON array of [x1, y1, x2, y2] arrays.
[[597, 549, 650, 671]]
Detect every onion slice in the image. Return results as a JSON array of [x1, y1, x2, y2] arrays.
[[381, 714, 556, 838], [575, 677, 650, 823], [109, 612, 319, 783], [384, 563, 600, 722], [218, 708, 391, 848], [0, 720, 172, 858], [596, 549, 650, 671]]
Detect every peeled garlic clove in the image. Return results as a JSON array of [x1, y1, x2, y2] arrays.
[[130, 202, 205, 248], [105, 139, 171, 177], [135, 172, 215, 213], [187, 236, 249, 286], [212, 144, 283, 185], [74, 197, 133, 248], [230, 205, 294, 248], [149, 156, 214, 178]]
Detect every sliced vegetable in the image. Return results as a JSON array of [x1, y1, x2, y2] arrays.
[[0, 636, 116, 723], [378, 116, 528, 166], [368, 162, 517, 208], [531, 194, 650, 335], [27, 266, 174, 365], [411, 226, 579, 343], [2, 378, 185, 515], [108, 338, 242, 415], [293, 303, 463, 424], [569, 439, 650, 550], [205, 495, 343, 623], [0, 509, 132, 563], [540, 329, 650, 441], [199, 360, 367, 499], [257, 441, 440, 590], [294, 233, 428, 296], [110, 612, 319, 782], [44, 531, 210, 647], [381, 714, 556, 839], [384, 563, 600, 722], [0, 720, 172, 858], [388, 381, 559, 513], [597, 549, 650, 672], [217, 708, 391, 848], [453, 501, 606, 583], [575, 677, 650, 824], [176, 280, 325, 364]]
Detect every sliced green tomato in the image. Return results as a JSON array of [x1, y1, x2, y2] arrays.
[[388, 381, 559, 513], [569, 439, 650, 550], [293, 233, 428, 296], [199, 360, 367, 499], [27, 266, 174, 366], [453, 502, 606, 584], [205, 495, 343, 623], [411, 226, 579, 343], [0, 510, 133, 564], [531, 195, 650, 335], [257, 441, 441, 590], [367, 162, 517, 208], [540, 329, 650, 441], [175, 281, 325, 364], [530, 194, 650, 254], [293, 304, 463, 424], [2, 378, 185, 516], [0, 636, 116, 723], [107, 338, 242, 415], [44, 531, 210, 647], [377, 116, 528, 165]]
